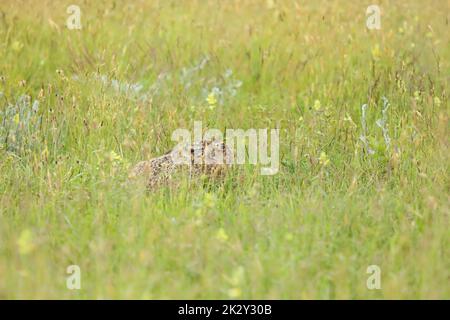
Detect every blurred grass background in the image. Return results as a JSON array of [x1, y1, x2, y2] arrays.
[[0, 0, 448, 298]]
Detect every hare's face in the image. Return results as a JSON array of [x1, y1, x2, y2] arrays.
[[169, 139, 232, 166], [203, 140, 233, 165]]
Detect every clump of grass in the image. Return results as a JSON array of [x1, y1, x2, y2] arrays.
[[0, 94, 41, 155], [0, 0, 448, 299]]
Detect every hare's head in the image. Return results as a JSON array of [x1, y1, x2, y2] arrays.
[[169, 138, 233, 167], [199, 139, 232, 166]]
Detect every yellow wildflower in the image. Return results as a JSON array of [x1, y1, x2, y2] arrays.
[[13, 114, 20, 125], [216, 228, 229, 242], [319, 151, 330, 167], [433, 97, 441, 107], [206, 92, 217, 109], [17, 229, 35, 255], [227, 288, 242, 298], [371, 44, 381, 60], [313, 100, 321, 111], [109, 150, 122, 162], [12, 41, 24, 53]]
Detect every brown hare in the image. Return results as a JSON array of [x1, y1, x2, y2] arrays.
[[129, 139, 232, 190]]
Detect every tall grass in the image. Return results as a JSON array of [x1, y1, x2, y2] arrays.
[[0, 0, 448, 299]]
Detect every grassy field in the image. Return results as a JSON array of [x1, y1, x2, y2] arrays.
[[0, 0, 448, 299]]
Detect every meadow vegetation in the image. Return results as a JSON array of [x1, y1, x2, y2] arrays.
[[0, 0, 448, 298]]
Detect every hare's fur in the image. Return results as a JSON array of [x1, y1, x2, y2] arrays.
[[129, 140, 232, 189]]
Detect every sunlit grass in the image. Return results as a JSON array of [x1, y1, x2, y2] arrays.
[[0, 0, 448, 299]]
